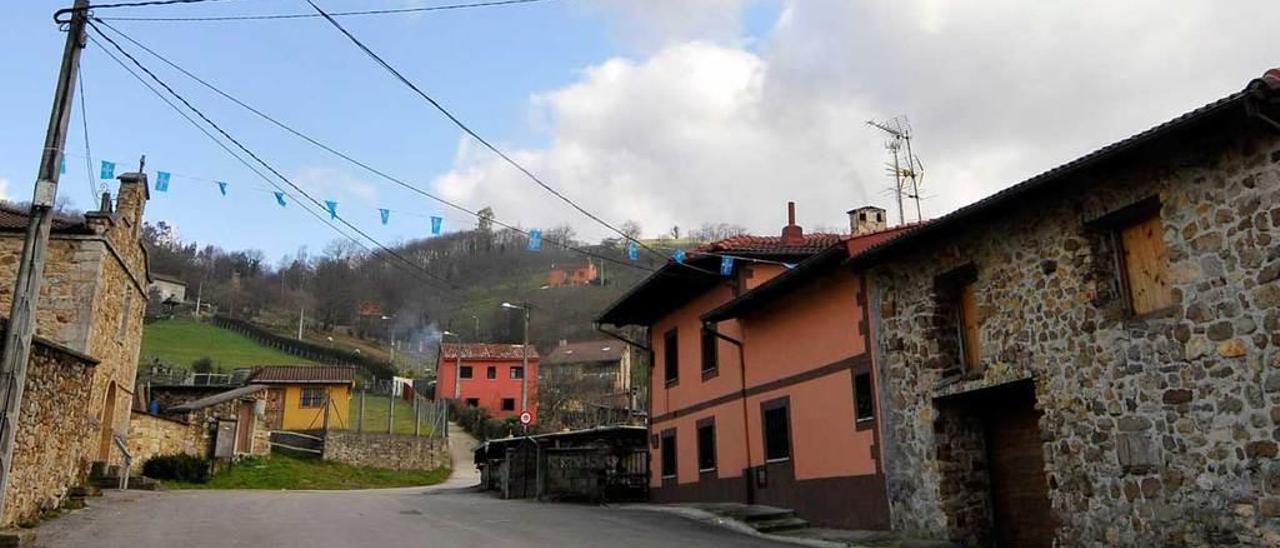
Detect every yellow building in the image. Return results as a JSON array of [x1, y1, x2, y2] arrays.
[[248, 366, 356, 431]]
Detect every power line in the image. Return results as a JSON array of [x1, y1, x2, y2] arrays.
[[76, 63, 98, 205], [302, 0, 686, 270], [95, 0, 555, 22], [86, 23, 461, 295], [91, 18, 657, 275]]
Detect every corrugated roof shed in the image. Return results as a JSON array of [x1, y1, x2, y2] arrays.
[[248, 366, 357, 384], [168, 384, 267, 413]]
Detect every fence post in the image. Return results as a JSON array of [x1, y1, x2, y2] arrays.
[[388, 390, 395, 434], [414, 397, 421, 437], [358, 389, 365, 433]]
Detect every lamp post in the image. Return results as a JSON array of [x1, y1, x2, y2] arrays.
[[500, 302, 531, 413], [442, 330, 462, 400]]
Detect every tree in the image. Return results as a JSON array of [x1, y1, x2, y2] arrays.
[[690, 223, 748, 242], [477, 206, 495, 233]]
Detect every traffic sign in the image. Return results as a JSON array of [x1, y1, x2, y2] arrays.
[[519, 411, 532, 425]]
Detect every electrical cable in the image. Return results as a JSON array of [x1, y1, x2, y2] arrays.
[[95, 0, 554, 22], [76, 63, 99, 205]]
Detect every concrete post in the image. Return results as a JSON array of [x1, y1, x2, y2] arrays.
[[414, 397, 421, 437], [357, 389, 365, 433], [387, 390, 395, 434]]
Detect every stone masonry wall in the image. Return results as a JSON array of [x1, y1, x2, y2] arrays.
[[127, 411, 201, 473], [1, 340, 96, 527], [869, 117, 1280, 546], [322, 431, 448, 471]]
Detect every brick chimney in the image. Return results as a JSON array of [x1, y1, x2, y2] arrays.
[[115, 171, 149, 236], [780, 201, 804, 245], [848, 206, 887, 236]]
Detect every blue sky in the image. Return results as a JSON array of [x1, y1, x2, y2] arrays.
[[4, 1, 1278, 262]]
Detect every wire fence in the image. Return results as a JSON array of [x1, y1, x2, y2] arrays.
[[343, 379, 447, 438]]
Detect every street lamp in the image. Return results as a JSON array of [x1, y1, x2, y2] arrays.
[[442, 330, 462, 399], [500, 302, 531, 414]]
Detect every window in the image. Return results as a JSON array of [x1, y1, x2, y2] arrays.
[[299, 387, 326, 408], [460, 366, 473, 379], [762, 398, 791, 462], [700, 327, 718, 377], [957, 280, 980, 371], [510, 366, 524, 379], [697, 419, 716, 473], [854, 372, 875, 423], [487, 366, 497, 379], [663, 328, 679, 385], [660, 430, 677, 479], [501, 398, 515, 411], [466, 398, 479, 407], [117, 291, 132, 341], [936, 265, 980, 374], [1118, 214, 1174, 315]]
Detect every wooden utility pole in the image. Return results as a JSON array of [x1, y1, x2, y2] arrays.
[[387, 390, 395, 434], [0, 0, 88, 518]]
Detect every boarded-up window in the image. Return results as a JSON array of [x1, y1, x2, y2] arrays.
[[1119, 215, 1174, 315], [958, 281, 980, 371]]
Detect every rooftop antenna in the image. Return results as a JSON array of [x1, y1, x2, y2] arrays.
[[866, 117, 925, 224]]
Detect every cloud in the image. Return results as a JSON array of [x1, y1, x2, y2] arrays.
[[290, 166, 379, 205], [581, 0, 751, 53], [430, 0, 1280, 240], [0, 178, 9, 201]]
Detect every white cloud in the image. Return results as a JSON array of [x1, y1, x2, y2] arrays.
[[291, 166, 378, 205], [430, 0, 1280, 240], [0, 178, 9, 201]]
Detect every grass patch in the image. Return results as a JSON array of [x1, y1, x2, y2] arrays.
[[348, 394, 434, 436], [168, 453, 449, 490], [140, 318, 317, 369]]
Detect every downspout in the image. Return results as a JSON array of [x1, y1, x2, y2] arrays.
[[703, 320, 752, 505]]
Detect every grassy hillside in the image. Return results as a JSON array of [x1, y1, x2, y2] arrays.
[[348, 394, 433, 436], [140, 318, 317, 371]]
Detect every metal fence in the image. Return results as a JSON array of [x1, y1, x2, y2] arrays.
[[346, 379, 448, 439]]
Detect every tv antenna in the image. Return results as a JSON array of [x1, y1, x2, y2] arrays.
[[866, 117, 925, 224]]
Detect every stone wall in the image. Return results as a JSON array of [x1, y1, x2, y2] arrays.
[[322, 431, 447, 471], [126, 411, 201, 472], [868, 113, 1280, 545], [1, 339, 96, 527]]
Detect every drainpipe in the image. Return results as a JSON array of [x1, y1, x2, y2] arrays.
[[703, 321, 752, 505]]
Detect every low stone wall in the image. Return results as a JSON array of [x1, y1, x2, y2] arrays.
[[322, 431, 447, 471], [127, 411, 201, 472], [2, 340, 97, 527]]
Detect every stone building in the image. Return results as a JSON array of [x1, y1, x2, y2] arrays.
[[0, 172, 151, 526], [855, 70, 1280, 545]]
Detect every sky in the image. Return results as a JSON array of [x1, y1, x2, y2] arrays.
[[3, 0, 1279, 262]]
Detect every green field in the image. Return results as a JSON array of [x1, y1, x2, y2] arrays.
[[140, 318, 318, 371], [169, 453, 449, 490], [348, 394, 435, 436]]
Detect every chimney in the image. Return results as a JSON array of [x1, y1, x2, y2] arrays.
[[780, 201, 804, 245], [848, 206, 887, 236], [115, 171, 150, 233]]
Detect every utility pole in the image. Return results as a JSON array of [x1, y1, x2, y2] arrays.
[[0, 0, 88, 518], [297, 306, 304, 340], [519, 305, 530, 412]]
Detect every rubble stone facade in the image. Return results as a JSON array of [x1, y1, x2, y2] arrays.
[[868, 111, 1280, 545], [322, 431, 448, 471]]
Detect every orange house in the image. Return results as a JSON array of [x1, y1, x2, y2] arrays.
[[547, 261, 599, 288], [436, 343, 539, 422], [598, 203, 903, 529]]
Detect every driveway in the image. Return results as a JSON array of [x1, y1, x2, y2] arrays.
[[35, 424, 787, 547]]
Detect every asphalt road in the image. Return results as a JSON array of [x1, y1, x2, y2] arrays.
[[34, 487, 790, 547]]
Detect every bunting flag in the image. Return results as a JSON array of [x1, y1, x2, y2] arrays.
[[155, 171, 171, 192], [527, 229, 542, 251], [720, 255, 734, 276], [99, 160, 115, 179], [379, 208, 390, 225], [325, 200, 338, 219], [216, 181, 227, 196], [626, 241, 638, 261], [673, 248, 687, 264], [59, 157, 66, 175], [274, 191, 287, 207], [430, 216, 442, 235]]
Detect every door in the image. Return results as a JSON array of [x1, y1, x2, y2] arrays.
[[236, 402, 254, 454], [985, 404, 1055, 547], [97, 382, 118, 461]]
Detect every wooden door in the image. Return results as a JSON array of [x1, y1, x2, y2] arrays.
[[986, 405, 1055, 547], [97, 383, 117, 461], [236, 402, 254, 454]]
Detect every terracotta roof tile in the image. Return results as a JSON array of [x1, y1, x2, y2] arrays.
[[248, 366, 357, 384], [0, 203, 90, 233], [543, 340, 624, 365], [696, 233, 845, 256], [440, 343, 539, 361]]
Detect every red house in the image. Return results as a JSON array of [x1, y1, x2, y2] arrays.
[[436, 343, 539, 422], [547, 261, 599, 288]]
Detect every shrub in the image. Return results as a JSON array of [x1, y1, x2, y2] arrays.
[[142, 454, 210, 483], [191, 356, 214, 373]]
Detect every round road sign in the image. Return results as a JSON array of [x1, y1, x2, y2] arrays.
[[519, 411, 532, 425]]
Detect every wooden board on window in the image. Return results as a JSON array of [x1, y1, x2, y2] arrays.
[[1121, 216, 1174, 314], [960, 282, 981, 371]]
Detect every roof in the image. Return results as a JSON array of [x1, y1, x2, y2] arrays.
[[0, 203, 92, 234], [168, 384, 267, 413], [696, 233, 844, 256], [543, 340, 625, 365], [439, 343, 539, 361], [151, 273, 187, 285], [248, 366, 357, 384], [702, 224, 917, 322], [848, 69, 1280, 269]]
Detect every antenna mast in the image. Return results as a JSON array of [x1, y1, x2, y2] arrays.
[[867, 117, 925, 224]]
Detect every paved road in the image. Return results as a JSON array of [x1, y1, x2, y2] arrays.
[[35, 425, 786, 547]]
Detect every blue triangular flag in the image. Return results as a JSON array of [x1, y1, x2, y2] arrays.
[[155, 171, 170, 192], [325, 200, 338, 219], [430, 216, 442, 235], [274, 192, 286, 207], [673, 249, 687, 264], [99, 160, 115, 179], [527, 229, 542, 251], [59, 157, 66, 175], [626, 241, 638, 261], [379, 208, 390, 225], [216, 181, 227, 196], [720, 256, 734, 276]]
